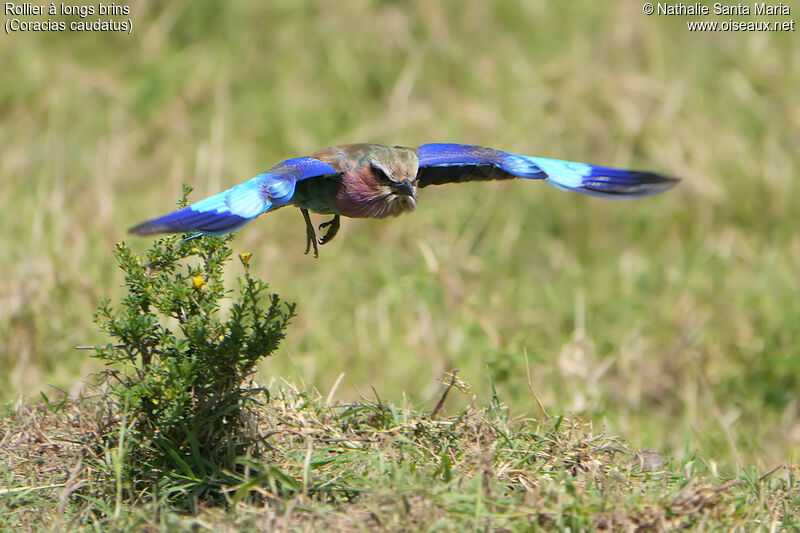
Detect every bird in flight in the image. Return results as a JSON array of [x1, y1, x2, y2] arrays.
[[129, 143, 679, 256]]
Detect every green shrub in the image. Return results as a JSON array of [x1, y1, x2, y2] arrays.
[[92, 188, 295, 504]]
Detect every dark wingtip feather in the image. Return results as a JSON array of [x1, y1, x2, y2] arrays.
[[128, 207, 250, 236], [128, 220, 165, 235], [580, 168, 681, 198], [128, 224, 148, 235]]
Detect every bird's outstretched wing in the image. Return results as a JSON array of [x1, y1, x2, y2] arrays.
[[416, 143, 679, 198], [129, 157, 339, 235]]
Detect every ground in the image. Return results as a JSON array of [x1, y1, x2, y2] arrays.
[[2, 383, 798, 530]]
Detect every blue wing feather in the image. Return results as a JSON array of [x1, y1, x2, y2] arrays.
[[129, 157, 338, 236], [417, 143, 678, 198]]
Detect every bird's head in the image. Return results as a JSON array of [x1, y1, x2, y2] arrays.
[[364, 145, 420, 216]]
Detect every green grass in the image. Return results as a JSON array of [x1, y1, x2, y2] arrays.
[[1, 0, 799, 527]]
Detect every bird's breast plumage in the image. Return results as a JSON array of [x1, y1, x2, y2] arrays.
[[333, 165, 416, 218]]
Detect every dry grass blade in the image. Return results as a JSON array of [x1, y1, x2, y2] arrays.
[[431, 370, 459, 419]]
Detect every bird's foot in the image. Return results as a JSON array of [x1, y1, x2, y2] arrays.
[[301, 209, 319, 258], [318, 215, 340, 245]]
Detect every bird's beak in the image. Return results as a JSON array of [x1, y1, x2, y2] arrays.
[[393, 179, 415, 197]]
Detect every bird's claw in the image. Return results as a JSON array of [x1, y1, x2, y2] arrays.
[[301, 208, 319, 258], [317, 215, 340, 246], [304, 235, 319, 258]]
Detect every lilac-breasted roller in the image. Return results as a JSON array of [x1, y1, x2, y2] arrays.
[[129, 143, 679, 256]]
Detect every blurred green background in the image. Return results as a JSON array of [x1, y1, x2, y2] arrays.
[[1, 0, 798, 470]]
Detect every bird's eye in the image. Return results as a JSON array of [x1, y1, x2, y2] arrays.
[[370, 164, 393, 185]]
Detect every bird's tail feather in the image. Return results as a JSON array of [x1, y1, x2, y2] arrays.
[[128, 178, 271, 236], [510, 155, 680, 199]]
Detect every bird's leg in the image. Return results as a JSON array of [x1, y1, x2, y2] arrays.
[[300, 208, 319, 258], [318, 215, 340, 245]]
